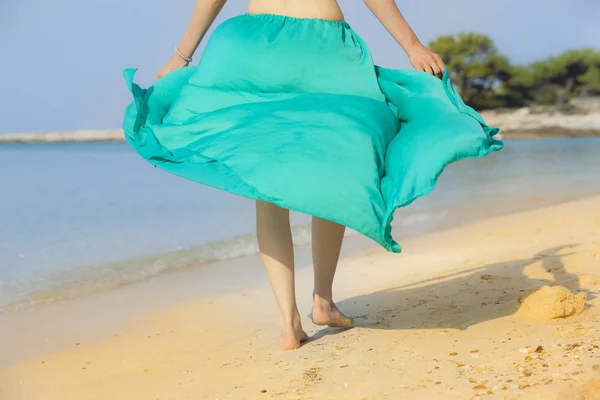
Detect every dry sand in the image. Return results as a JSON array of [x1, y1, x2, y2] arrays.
[[1, 196, 599, 400]]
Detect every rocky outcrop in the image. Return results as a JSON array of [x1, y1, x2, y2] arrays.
[[2, 97, 600, 143], [481, 97, 600, 137], [0, 130, 124, 143]]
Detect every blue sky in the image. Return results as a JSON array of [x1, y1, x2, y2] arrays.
[[0, 0, 598, 133]]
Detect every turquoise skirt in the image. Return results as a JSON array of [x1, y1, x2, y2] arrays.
[[123, 13, 503, 252]]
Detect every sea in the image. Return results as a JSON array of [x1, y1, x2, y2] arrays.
[[1, 138, 599, 312]]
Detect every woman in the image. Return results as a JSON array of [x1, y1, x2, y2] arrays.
[[123, 0, 502, 350]]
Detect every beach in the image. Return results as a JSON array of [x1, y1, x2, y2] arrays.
[[2, 1, 599, 398], [1, 195, 599, 400], [3, 138, 600, 312]]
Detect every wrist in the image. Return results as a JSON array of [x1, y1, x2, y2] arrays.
[[403, 38, 423, 54], [171, 53, 190, 67], [175, 46, 193, 63], [176, 41, 195, 59]]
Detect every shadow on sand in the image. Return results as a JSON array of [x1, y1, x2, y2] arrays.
[[312, 244, 593, 340]]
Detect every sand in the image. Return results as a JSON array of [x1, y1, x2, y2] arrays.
[[518, 285, 587, 321], [1, 196, 599, 400]]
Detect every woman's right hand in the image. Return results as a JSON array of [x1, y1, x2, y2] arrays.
[[155, 54, 190, 80], [406, 43, 445, 77]]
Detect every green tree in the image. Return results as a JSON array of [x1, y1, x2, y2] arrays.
[[494, 65, 541, 107], [542, 48, 599, 103], [509, 61, 560, 105], [428, 33, 510, 109], [579, 65, 600, 95], [429, 32, 599, 109], [577, 50, 600, 96]]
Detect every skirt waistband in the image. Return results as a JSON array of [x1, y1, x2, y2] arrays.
[[243, 12, 351, 28]]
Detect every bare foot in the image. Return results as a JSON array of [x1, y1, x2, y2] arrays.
[[280, 320, 309, 350], [312, 295, 353, 328]]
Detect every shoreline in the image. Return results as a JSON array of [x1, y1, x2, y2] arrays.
[[3, 190, 598, 316], [1, 195, 599, 399], [0, 130, 124, 143], [0, 129, 598, 144], [503, 128, 600, 139], [2, 110, 600, 144]]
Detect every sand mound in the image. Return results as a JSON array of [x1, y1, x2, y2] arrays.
[[559, 375, 600, 400], [581, 376, 600, 400], [518, 285, 587, 320]]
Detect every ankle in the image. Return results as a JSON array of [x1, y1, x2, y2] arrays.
[[280, 311, 302, 329], [313, 292, 333, 308]]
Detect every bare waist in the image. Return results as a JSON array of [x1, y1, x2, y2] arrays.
[[247, 0, 345, 21]]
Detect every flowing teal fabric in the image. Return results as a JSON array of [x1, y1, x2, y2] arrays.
[[123, 13, 503, 252]]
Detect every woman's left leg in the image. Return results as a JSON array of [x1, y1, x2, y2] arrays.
[[311, 216, 353, 328]]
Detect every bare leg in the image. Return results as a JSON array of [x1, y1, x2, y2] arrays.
[[311, 217, 353, 328], [256, 201, 308, 349]]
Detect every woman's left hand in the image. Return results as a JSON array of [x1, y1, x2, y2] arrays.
[[156, 54, 189, 80], [407, 44, 445, 76]]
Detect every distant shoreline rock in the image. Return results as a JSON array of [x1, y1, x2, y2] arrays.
[[0, 130, 125, 143], [481, 109, 600, 138], [481, 96, 600, 138], [2, 98, 600, 144]]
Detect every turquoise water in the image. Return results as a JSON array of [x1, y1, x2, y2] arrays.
[[1, 138, 599, 310]]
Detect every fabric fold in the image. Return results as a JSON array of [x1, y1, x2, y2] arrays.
[[375, 66, 503, 246], [122, 13, 503, 253]]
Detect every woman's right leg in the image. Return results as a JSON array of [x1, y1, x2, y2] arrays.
[[311, 216, 353, 328], [256, 200, 308, 350]]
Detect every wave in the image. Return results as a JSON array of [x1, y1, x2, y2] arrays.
[[0, 209, 445, 313], [0, 224, 311, 313]]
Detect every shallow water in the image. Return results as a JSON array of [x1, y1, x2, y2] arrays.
[[1, 138, 599, 309]]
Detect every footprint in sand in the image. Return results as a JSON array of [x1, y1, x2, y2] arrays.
[[303, 367, 322, 383], [480, 274, 512, 281]]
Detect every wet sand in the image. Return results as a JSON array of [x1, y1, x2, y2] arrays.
[[1, 196, 599, 400]]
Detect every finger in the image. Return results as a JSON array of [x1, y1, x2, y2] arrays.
[[426, 56, 442, 76], [422, 63, 434, 75], [436, 63, 445, 77], [435, 59, 446, 76], [433, 55, 445, 74], [430, 61, 442, 77]]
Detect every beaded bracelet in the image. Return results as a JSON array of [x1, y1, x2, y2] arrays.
[[175, 47, 192, 63]]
